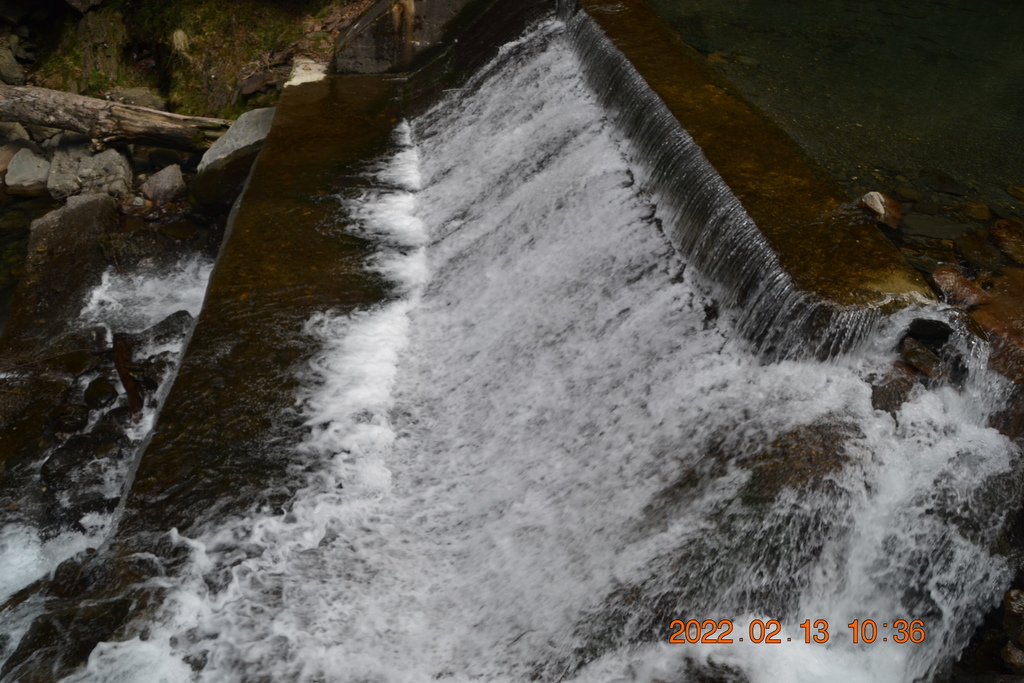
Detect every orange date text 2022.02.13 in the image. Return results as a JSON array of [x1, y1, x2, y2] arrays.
[[669, 619, 926, 645]]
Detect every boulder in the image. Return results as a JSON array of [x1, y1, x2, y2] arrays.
[[192, 107, 275, 206], [5, 148, 50, 196], [931, 266, 991, 307], [83, 377, 118, 410], [968, 268, 1024, 383], [900, 337, 946, 379], [961, 202, 992, 221], [955, 233, 1006, 272], [920, 171, 968, 196], [901, 213, 969, 240], [140, 164, 185, 205], [859, 191, 902, 229], [892, 185, 923, 203], [1008, 186, 1024, 202], [0, 44, 24, 85], [2, 194, 119, 345], [870, 360, 917, 416], [991, 218, 1024, 265], [47, 144, 90, 200], [0, 139, 40, 179], [78, 148, 132, 198], [0, 122, 29, 143]]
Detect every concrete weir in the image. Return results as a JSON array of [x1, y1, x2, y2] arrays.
[[560, 0, 932, 321], [116, 76, 404, 537]]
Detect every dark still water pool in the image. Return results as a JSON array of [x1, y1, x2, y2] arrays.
[[645, 0, 1024, 209]]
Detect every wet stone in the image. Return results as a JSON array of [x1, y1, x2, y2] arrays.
[[859, 191, 902, 229], [51, 403, 89, 433], [907, 318, 954, 348], [921, 171, 968, 196], [991, 218, 1024, 265], [962, 202, 993, 222], [128, 310, 193, 349], [932, 266, 991, 307], [1008, 186, 1024, 202], [870, 360, 917, 416], [92, 405, 132, 434], [901, 336, 946, 379], [902, 213, 970, 239], [914, 200, 940, 215], [140, 353, 175, 391], [83, 377, 118, 409], [993, 204, 1015, 221], [956, 233, 1006, 272], [40, 437, 92, 490], [892, 185, 924, 202], [0, 598, 132, 682]]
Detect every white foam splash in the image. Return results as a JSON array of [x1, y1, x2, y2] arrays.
[[80, 255, 213, 336]]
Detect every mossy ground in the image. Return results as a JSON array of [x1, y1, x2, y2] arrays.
[[31, 0, 360, 118]]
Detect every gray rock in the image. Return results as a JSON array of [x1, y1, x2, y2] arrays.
[[104, 87, 167, 111], [48, 144, 90, 200], [0, 44, 24, 85], [4, 194, 118, 344], [0, 122, 30, 143], [193, 107, 275, 205], [140, 164, 186, 204], [78, 148, 132, 198], [0, 139, 41, 179], [197, 108, 276, 174], [25, 124, 62, 144], [6, 148, 51, 196]]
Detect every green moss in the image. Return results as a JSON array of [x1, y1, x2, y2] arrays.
[[32, 0, 355, 118]]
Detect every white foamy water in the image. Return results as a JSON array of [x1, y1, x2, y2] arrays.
[[57, 17, 1019, 683], [80, 255, 213, 337], [0, 254, 214, 673]]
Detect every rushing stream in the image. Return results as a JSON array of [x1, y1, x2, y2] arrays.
[[1, 13, 1021, 683]]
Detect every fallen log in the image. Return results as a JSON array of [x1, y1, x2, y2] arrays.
[[0, 85, 232, 152]]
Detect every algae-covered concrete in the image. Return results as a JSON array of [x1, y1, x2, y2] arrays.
[[577, 0, 931, 308], [118, 75, 402, 537]]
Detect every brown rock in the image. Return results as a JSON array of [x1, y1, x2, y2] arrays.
[[955, 232, 1005, 272], [871, 360, 917, 415], [991, 218, 1024, 265], [900, 337, 946, 378], [859, 191, 902, 229], [968, 268, 1024, 382], [1008, 186, 1024, 201], [961, 202, 992, 221], [901, 213, 968, 239], [920, 171, 968, 196], [1002, 643, 1024, 675], [240, 72, 275, 96], [931, 266, 991, 307], [892, 185, 924, 202]]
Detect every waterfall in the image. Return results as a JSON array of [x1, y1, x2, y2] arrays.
[[3, 11, 1019, 683], [45, 16, 1022, 683], [558, 0, 887, 359]]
